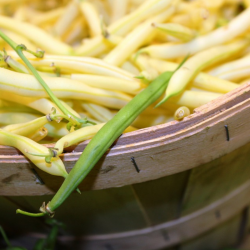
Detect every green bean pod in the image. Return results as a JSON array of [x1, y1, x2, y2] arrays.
[[43, 64, 183, 216]]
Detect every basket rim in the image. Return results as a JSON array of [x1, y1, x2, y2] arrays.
[[1, 82, 250, 195]]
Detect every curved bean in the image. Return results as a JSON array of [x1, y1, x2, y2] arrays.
[[36, 61, 185, 217], [0, 129, 68, 178], [51, 123, 105, 156], [3, 116, 49, 138], [157, 39, 248, 106], [0, 67, 132, 109], [103, 7, 175, 66], [174, 106, 190, 120], [75, 0, 174, 56], [0, 15, 72, 55], [13, 54, 135, 80], [136, 55, 239, 93], [139, 6, 250, 59]]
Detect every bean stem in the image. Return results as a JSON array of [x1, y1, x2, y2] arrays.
[[15, 57, 187, 217], [16, 209, 44, 217], [0, 30, 88, 129], [45, 58, 187, 215]]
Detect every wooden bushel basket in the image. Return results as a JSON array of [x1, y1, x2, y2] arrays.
[[1, 82, 250, 250]]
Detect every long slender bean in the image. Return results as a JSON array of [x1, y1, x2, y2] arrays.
[[3, 116, 49, 137], [0, 67, 132, 109], [53, 0, 80, 37], [13, 54, 135, 81], [71, 74, 144, 94], [136, 55, 239, 93], [0, 15, 73, 55], [75, 0, 174, 56], [80, 0, 102, 37], [103, 7, 175, 66], [156, 39, 248, 106], [16, 58, 186, 217], [139, 6, 250, 59], [0, 129, 68, 178]]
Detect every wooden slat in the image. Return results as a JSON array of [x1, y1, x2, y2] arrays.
[[7, 179, 249, 250], [131, 170, 190, 225], [180, 214, 242, 250], [181, 142, 250, 216]]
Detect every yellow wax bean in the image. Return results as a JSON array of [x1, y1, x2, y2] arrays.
[[201, 0, 225, 10], [210, 68, 250, 81], [140, 70, 159, 82], [53, 123, 105, 155], [140, 7, 250, 59], [174, 106, 190, 120], [13, 5, 39, 22], [63, 18, 87, 45], [136, 55, 239, 93], [81, 103, 114, 122], [161, 40, 248, 103], [192, 73, 239, 93], [102, 34, 123, 47], [175, 1, 200, 14], [168, 7, 214, 32], [4, 55, 30, 74], [109, 0, 128, 23], [71, 74, 144, 94], [0, 92, 64, 116], [121, 60, 140, 75], [169, 13, 194, 28], [104, 7, 175, 66], [0, 104, 37, 114], [134, 54, 158, 71], [81, 103, 137, 130], [152, 22, 196, 41], [239, 78, 250, 85], [86, 0, 109, 26], [15, 54, 135, 81], [132, 113, 173, 128], [60, 100, 81, 118], [29, 127, 48, 142], [80, 0, 102, 37], [3, 116, 49, 138], [0, 68, 132, 109], [53, 0, 80, 37], [45, 122, 69, 139], [244, 0, 250, 7], [199, 13, 218, 35], [2, 29, 36, 51], [170, 90, 222, 109], [0, 15, 73, 55], [209, 54, 250, 76], [0, 112, 40, 126], [74, 35, 113, 57], [103, 0, 175, 36], [0, 129, 68, 177], [0, 0, 28, 4], [75, 0, 174, 56], [32, 7, 65, 26]]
